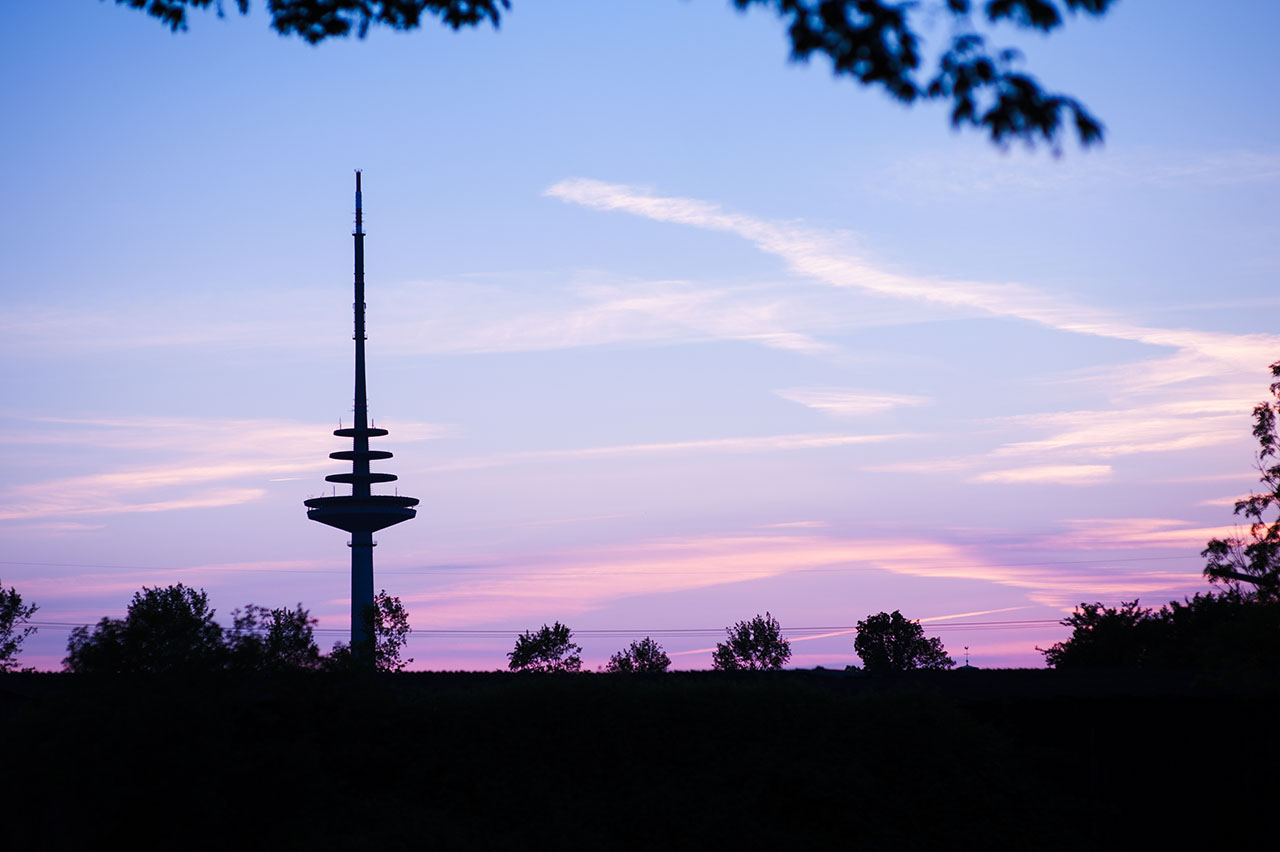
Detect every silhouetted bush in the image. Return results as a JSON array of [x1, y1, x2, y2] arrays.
[[508, 622, 582, 672], [604, 636, 670, 673]]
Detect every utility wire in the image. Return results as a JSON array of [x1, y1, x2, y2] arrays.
[[0, 553, 1202, 578], [25, 617, 1065, 638]]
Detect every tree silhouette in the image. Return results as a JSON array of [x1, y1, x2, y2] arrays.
[[327, 590, 414, 672], [64, 584, 225, 674], [0, 580, 39, 673], [107, 0, 1112, 148], [712, 612, 791, 671], [1203, 360, 1280, 600], [1040, 592, 1280, 670], [604, 636, 671, 673], [854, 610, 954, 673], [1037, 600, 1154, 669], [507, 621, 582, 673], [225, 603, 323, 672]]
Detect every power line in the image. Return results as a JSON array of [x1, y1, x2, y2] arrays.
[[25, 617, 1065, 638], [0, 553, 1203, 578]]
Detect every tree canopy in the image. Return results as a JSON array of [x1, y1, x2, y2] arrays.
[[65, 583, 226, 674], [1040, 593, 1280, 670], [604, 636, 671, 673], [61, 583, 395, 674], [1202, 360, 1280, 600], [225, 603, 323, 672], [508, 621, 583, 673], [853, 610, 954, 673], [712, 612, 792, 671], [108, 0, 1113, 149], [0, 581, 39, 673], [1038, 600, 1154, 669]]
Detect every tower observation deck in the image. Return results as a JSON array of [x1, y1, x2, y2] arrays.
[[304, 171, 418, 663]]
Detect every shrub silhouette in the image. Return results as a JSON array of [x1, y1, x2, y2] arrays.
[[0, 579, 38, 672], [508, 622, 582, 672], [605, 636, 670, 673]]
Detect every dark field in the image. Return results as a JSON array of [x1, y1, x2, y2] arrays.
[[3, 670, 1276, 849]]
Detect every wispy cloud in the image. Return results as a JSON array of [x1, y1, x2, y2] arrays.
[[776, 388, 931, 417], [1040, 518, 1240, 552], [762, 520, 829, 529], [0, 414, 447, 521], [5, 521, 107, 533], [544, 178, 1277, 487], [8, 557, 332, 603], [514, 513, 632, 528], [544, 178, 1278, 371], [1197, 495, 1251, 508], [391, 529, 1211, 629], [876, 148, 1280, 198], [424, 431, 912, 473], [670, 605, 1034, 656], [974, 465, 1112, 486], [1, 275, 927, 361]]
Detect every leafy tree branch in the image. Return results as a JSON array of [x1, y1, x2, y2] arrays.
[[106, 0, 1112, 148]]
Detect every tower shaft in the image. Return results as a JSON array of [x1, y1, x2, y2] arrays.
[[304, 171, 419, 668]]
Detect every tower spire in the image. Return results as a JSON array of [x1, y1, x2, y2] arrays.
[[305, 172, 419, 667]]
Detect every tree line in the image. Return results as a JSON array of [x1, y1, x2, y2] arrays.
[[0, 582, 414, 674], [0, 581, 954, 675], [504, 608, 955, 674], [1040, 361, 1280, 668], [3, 362, 1278, 674]]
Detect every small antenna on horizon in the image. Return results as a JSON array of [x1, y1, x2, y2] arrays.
[[964, 645, 970, 666]]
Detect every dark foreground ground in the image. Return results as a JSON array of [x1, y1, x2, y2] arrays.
[[3, 669, 1277, 850]]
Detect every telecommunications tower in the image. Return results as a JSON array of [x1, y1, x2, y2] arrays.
[[305, 172, 418, 663]]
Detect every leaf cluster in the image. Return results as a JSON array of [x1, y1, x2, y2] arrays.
[[604, 636, 671, 673], [110, 0, 1111, 148], [508, 621, 582, 673], [108, 0, 506, 41], [712, 611, 792, 671], [735, 0, 1112, 148], [0, 581, 39, 673], [1203, 360, 1280, 600], [853, 609, 954, 673]]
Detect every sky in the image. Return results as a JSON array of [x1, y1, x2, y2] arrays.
[[2, 0, 1278, 671]]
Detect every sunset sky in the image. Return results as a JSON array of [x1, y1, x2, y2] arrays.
[[2, 1, 1278, 670]]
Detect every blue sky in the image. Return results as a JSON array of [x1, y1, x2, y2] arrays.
[[2, 0, 1278, 669]]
